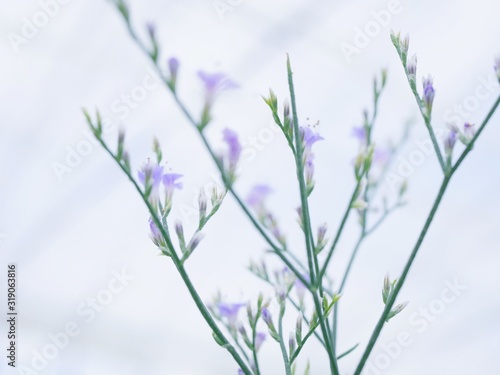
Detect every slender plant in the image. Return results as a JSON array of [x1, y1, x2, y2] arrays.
[[84, 2, 500, 374]]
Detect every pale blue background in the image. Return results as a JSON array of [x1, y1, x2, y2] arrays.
[[1, 0, 499, 374]]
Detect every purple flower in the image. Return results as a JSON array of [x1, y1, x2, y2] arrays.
[[198, 71, 238, 105], [300, 127, 323, 192], [138, 160, 164, 188], [352, 126, 367, 144], [237, 370, 244, 375], [246, 185, 272, 210], [422, 75, 435, 114], [255, 332, 266, 351], [138, 160, 164, 205], [218, 303, 245, 325], [295, 274, 310, 304], [163, 173, 183, 192], [223, 128, 241, 171], [301, 126, 324, 148]]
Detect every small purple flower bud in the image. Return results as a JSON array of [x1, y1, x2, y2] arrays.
[[283, 99, 290, 119], [444, 129, 457, 157], [148, 217, 163, 247], [289, 332, 297, 354], [174, 220, 185, 249], [316, 223, 328, 253], [186, 231, 204, 254], [168, 57, 179, 79], [199, 189, 207, 220], [422, 75, 435, 115], [237, 369, 244, 375], [261, 307, 273, 327], [400, 33, 410, 56], [222, 128, 241, 174], [146, 22, 156, 39], [444, 128, 457, 164], [407, 54, 417, 80], [168, 57, 179, 90], [463, 122, 476, 142]]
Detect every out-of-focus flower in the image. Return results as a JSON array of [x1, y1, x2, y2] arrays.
[[198, 71, 238, 106], [255, 332, 266, 351], [146, 22, 156, 40], [138, 159, 164, 206], [246, 185, 272, 212], [138, 160, 164, 188], [163, 173, 183, 194], [422, 75, 435, 115], [168, 57, 179, 90], [218, 303, 246, 326], [198, 71, 238, 128], [295, 274, 309, 307], [373, 147, 392, 165], [222, 128, 241, 174], [352, 126, 367, 145], [163, 173, 183, 212]]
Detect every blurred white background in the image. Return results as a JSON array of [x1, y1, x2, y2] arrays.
[[1, 0, 499, 374]]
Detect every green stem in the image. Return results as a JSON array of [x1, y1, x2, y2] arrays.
[[287, 55, 340, 375], [251, 324, 261, 375], [354, 87, 500, 375], [353, 176, 450, 375], [93, 135, 253, 375], [278, 305, 293, 375]]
